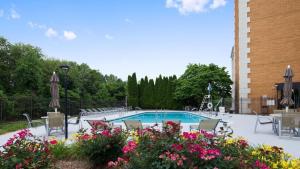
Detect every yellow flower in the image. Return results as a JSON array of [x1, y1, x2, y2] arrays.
[[226, 138, 234, 145]]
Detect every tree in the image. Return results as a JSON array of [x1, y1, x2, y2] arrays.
[[174, 64, 232, 107], [127, 73, 139, 108], [13, 44, 43, 95]]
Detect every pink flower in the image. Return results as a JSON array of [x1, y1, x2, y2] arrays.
[[200, 130, 214, 139], [101, 130, 112, 137], [107, 161, 118, 168], [255, 160, 270, 169], [170, 153, 177, 161], [113, 127, 122, 134], [81, 134, 90, 140], [177, 159, 183, 166], [238, 139, 248, 148], [172, 144, 183, 151], [122, 141, 137, 154], [182, 132, 198, 140]]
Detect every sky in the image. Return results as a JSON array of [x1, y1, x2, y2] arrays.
[[0, 0, 233, 80]]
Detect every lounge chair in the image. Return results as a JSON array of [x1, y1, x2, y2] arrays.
[[48, 113, 64, 136], [253, 111, 273, 133], [86, 118, 122, 130], [123, 120, 146, 131], [22, 113, 44, 128], [190, 119, 220, 134]]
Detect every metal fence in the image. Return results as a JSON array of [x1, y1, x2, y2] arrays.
[[0, 95, 125, 121], [238, 96, 300, 114]]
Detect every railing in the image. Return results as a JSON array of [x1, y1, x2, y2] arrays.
[[0, 95, 125, 121]]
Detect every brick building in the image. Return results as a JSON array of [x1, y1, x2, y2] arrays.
[[232, 0, 300, 114]]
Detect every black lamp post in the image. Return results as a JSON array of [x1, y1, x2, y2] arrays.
[[60, 64, 70, 139]]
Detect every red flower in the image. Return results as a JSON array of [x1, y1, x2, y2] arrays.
[[15, 163, 22, 169], [122, 141, 137, 154], [101, 130, 112, 137], [81, 134, 90, 140], [49, 140, 58, 145], [166, 121, 176, 126], [172, 144, 183, 151], [182, 132, 198, 140]]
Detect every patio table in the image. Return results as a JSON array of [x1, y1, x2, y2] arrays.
[[270, 113, 300, 137]]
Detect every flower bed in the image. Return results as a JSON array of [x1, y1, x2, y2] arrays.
[[1, 122, 300, 169]]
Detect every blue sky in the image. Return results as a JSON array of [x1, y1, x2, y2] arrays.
[[0, 0, 233, 80]]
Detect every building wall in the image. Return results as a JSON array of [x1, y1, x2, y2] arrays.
[[234, 0, 240, 113], [237, 0, 251, 113], [247, 0, 300, 113]]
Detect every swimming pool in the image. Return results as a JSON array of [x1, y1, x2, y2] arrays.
[[111, 112, 207, 123]]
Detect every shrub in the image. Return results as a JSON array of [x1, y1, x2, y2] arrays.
[[49, 138, 84, 160], [77, 126, 126, 167], [0, 129, 52, 169], [107, 121, 300, 169]]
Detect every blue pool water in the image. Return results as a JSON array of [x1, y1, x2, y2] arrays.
[[111, 112, 207, 123]]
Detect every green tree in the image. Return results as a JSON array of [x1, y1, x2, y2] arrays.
[[13, 44, 43, 94], [127, 73, 139, 108], [174, 64, 232, 107]]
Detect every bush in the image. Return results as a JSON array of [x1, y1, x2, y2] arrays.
[[49, 139, 84, 160], [77, 126, 127, 167], [0, 129, 52, 169], [106, 122, 300, 169]]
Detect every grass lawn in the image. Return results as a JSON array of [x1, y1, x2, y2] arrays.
[[0, 120, 43, 135]]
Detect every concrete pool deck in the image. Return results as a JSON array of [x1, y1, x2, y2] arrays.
[[1, 110, 300, 157]]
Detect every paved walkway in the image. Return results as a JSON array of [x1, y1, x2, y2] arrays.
[[1, 111, 299, 157]]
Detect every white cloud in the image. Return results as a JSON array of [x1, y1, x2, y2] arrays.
[[210, 0, 226, 9], [0, 10, 4, 17], [166, 0, 226, 14], [28, 21, 47, 29], [124, 18, 133, 24], [45, 28, 58, 38], [63, 31, 77, 40], [10, 9, 20, 19], [104, 34, 114, 40]]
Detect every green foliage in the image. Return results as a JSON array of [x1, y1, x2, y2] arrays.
[[175, 64, 232, 107], [78, 128, 127, 167], [49, 140, 84, 160], [0, 129, 52, 169], [128, 74, 180, 110], [0, 121, 28, 135], [0, 37, 126, 120], [127, 73, 139, 107]]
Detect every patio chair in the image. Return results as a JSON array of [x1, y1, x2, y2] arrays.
[[281, 113, 299, 136], [68, 111, 84, 128], [22, 113, 44, 128], [254, 111, 274, 133], [48, 113, 64, 136], [86, 118, 109, 130], [124, 120, 145, 131], [190, 119, 220, 134]]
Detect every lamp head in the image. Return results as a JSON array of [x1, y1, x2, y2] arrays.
[[60, 64, 70, 72]]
